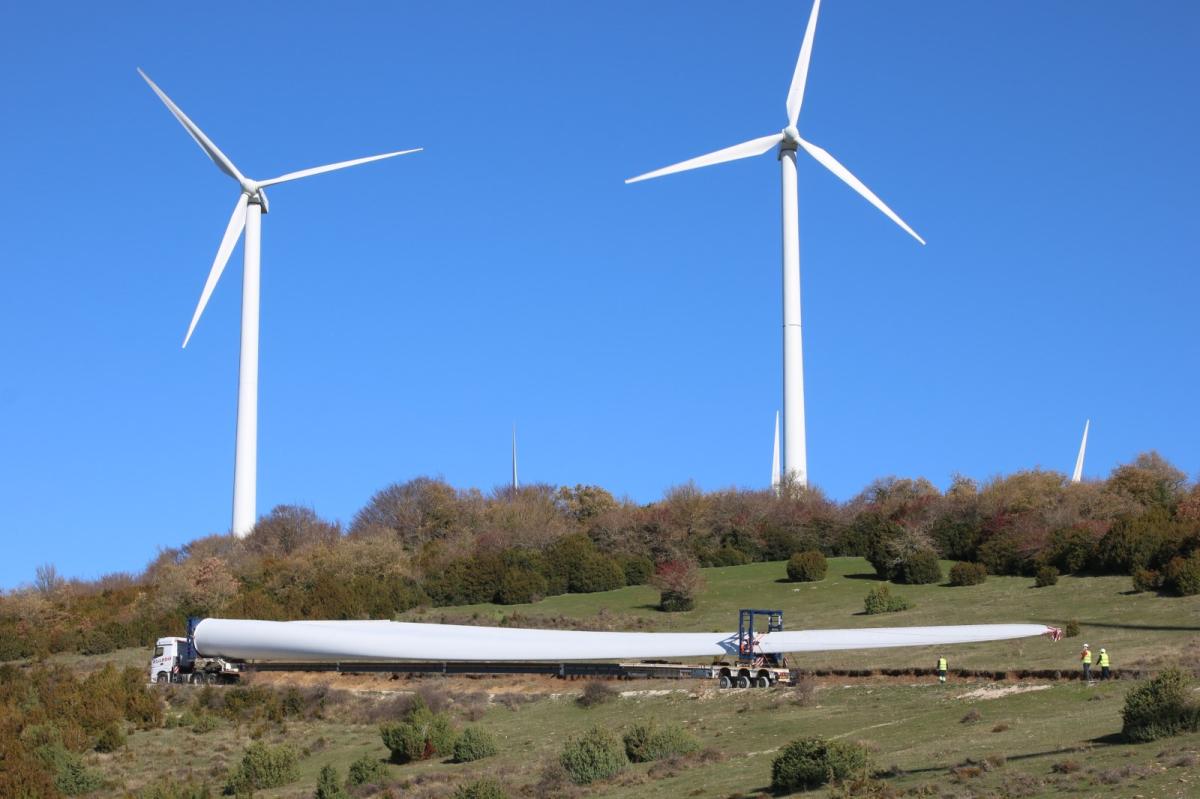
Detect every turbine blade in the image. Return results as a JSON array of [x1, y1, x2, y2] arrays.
[[256, 148, 422, 188], [625, 133, 784, 184], [183, 193, 248, 348], [786, 0, 822, 127], [797, 136, 925, 245], [137, 69, 245, 184], [1071, 419, 1089, 483]]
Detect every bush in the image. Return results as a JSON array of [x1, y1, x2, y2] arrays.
[[572, 554, 627, 593], [623, 722, 699, 762], [770, 736, 870, 793], [577, 680, 618, 708], [225, 742, 299, 794], [94, 721, 126, 752], [559, 726, 628, 785], [1063, 619, 1080, 638], [1034, 565, 1059, 588], [895, 549, 942, 585], [1132, 568, 1161, 593], [618, 555, 654, 586], [379, 699, 457, 763], [452, 778, 509, 799], [652, 559, 704, 612], [863, 584, 911, 615], [495, 567, 547, 605], [948, 562, 987, 586], [1121, 668, 1200, 742], [1164, 553, 1200, 596], [314, 764, 349, 799], [786, 551, 827, 582], [453, 727, 498, 763], [347, 754, 387, 786]]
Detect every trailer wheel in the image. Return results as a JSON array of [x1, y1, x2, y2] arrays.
[[756, 676, 770, 688], [155, 672, 168, 684], [737, 675, 751, 689], [718, 675, 732, 689]]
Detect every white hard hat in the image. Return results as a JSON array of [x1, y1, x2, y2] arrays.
[[1083, 643, 1089, 647], [1100, 648, 1106, 652]]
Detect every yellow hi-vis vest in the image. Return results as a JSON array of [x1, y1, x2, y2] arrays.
[[937, 658, 947, 671], [1082, 650, 1092, 664], [1099, 652, 1110, 668]]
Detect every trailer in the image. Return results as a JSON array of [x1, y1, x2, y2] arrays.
[[149, 610, 795, 688]]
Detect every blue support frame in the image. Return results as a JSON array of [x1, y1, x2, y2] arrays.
[[737, 608, 784, 661]]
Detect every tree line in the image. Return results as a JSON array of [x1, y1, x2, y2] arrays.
[[1, 452, 1197, 660]]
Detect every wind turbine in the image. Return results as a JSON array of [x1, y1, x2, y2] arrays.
[[1071, 419, 1090, 483], [626, 0, 924, 487], [138, 69, 421, 537]]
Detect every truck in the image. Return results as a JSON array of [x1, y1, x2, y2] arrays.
[[148, 609, 794, 688]]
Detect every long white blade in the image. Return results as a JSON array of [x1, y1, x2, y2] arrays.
[[626, 133, 784, 184], [1071, 419, 1090, 483], [255, 148, 422, 188], [137, 69, 245, 184], [194, 618, 1059, 662], [786, 0, 822, 127], [797, 136, 925, 245], [183, 193, 248, 348]]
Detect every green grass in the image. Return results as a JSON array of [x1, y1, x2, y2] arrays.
[[403, 557, 1200, 671]]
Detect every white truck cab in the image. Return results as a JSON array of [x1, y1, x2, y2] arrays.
[[149, 636, 187, 683]]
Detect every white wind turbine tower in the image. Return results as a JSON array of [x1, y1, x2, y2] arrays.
[[627, 0, 924, 487], [1071, 419, 1090, 483], [139, 69, 421, 537], [771, 411, 781, 492]]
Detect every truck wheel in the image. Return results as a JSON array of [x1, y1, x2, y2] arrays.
[[189, 673, 203, 685], [737, 675, 751, 689], [156, 672, 168, 684], [757, 676, 771, 688], [718, 675, 732, 689]]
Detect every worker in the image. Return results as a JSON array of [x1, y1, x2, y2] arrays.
[[1080, 643, 1092, 682], [1098, 647, 1111, 680], [936, 655, 948, 684]]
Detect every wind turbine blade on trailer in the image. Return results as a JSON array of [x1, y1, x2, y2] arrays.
[[137, 69, 246, 184], [785, 0, 822, 126], [796, 137, 926, 245], [255, 148, 423, 188], [625, 133, 785, 184], [182, 193, 248, 348]]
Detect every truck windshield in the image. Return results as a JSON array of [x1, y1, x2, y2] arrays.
[[154, 647, 164, 658]]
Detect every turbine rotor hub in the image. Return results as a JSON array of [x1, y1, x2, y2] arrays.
[[782, 125, 801, 146]]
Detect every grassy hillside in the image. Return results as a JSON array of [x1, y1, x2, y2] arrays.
[[401, 556, 1200, 672], [54, 558, 1200, 797]]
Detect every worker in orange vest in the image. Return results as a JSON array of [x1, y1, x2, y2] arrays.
[[1080, 644, 1092, 681]]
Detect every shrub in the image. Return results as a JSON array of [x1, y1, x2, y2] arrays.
[[379, 699, 457, 763], [1164, 553, 1200, 596], [347, 753, 387, 786], [495, 567, 547, 605], [1132, 568, 1161, 593], [1121, 668, 1200, 742], [1034, 566, 1059, 588], [949, 562, 987, 586], [770, 736, 870, 793], [895, 549, 942, 585], [572, 554, 627, 593], [225, 742, 299, 794], [559, 726, 628, 785], [452, 778, 509, 799], [863, 584, 911, 615], [1062, 619, 1080, 638], [314, 764, 349, 799], [94, 721, 126, 752], [577, 680, 618, 708], [618, 554, 654, 585], [453, 727, 498, 763], [623, 722, 699, 763], [652, 559, 703, 612], [786, 551, 827, 582]]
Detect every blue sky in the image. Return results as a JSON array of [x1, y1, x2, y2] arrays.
[[1, 1, 1197, 588]]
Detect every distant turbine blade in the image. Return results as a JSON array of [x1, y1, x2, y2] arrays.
[[796, 136, 925, 245], [625, 133, 784, 184], [256, 148, 423, 188], [1071, 419, 1090, 483], [137, 69, 245, 184], [786, 0, 822, 126], [771, 411, 781, 490], [183, 193, 248, 348]]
